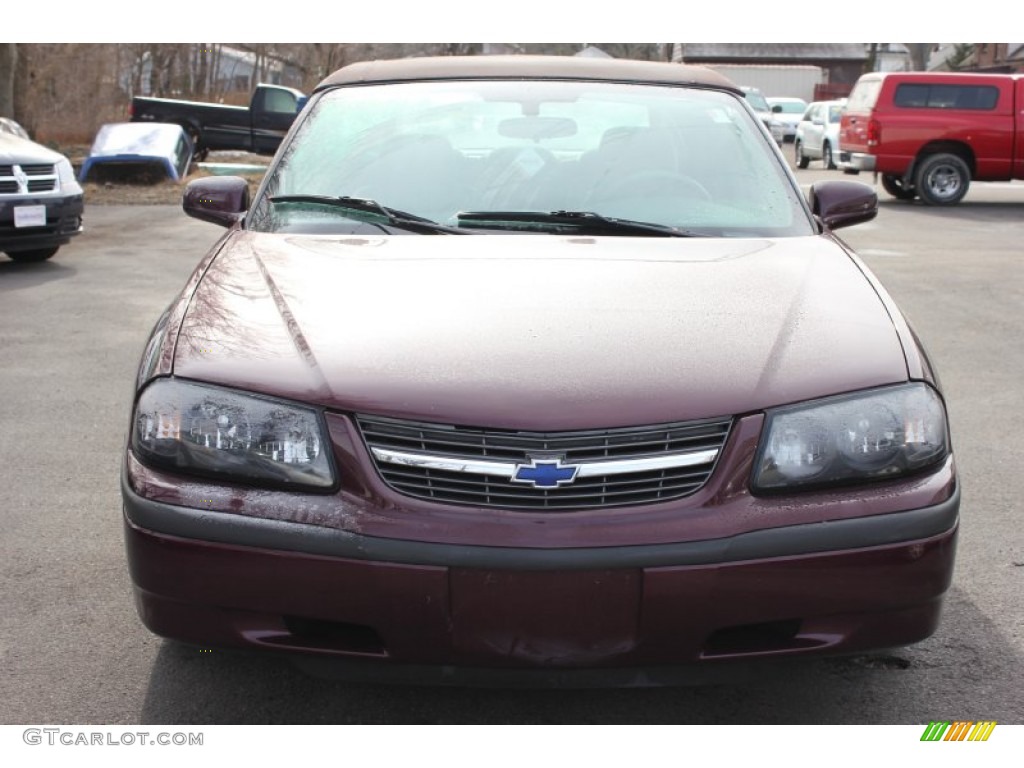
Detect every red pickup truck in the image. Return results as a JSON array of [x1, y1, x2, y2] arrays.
[[839, 71, 1024, 204]]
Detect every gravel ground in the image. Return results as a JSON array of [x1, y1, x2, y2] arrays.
[[76, 150, 269, 206]]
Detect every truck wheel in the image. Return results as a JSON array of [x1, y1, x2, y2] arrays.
[[915, 153, 970, 205], [795, 141, 809, 169], [881, 174, 917, 201], [7, 247, 58, 263]]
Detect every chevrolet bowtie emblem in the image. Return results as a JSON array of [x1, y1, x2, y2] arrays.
[[511, 457, 579, 488]]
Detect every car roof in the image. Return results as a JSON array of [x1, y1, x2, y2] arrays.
[[856, 71, 1024, 83], [315, 55, 741, 94]]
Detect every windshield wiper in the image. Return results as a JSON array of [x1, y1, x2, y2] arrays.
[[456, 210, 698, 237], [269, 195, 471, 235]]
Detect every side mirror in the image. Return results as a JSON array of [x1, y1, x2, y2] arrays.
[[183, 176, 250, 227], [809, 180, 877, 231], [772, 105, 783, 113]]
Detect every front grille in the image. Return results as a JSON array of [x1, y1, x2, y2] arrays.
[[0, 163, 59, 196], [19, 164, 55, 176], [358, 415, 731, 510]]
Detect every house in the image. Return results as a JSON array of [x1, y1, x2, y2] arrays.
[[672, 44, 868, 99], [970, 43, 1024, 72], [927, 43, 1024, 73], [872, 43, 912, 72]]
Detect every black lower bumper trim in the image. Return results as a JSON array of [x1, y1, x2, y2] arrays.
[[122, 472, 959, 571]]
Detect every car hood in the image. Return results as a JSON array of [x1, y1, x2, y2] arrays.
[[0, 133, 67, 164], [173, 233, 908, 430]]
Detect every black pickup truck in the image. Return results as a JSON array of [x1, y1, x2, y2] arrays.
[[129, 83, 305, 157]]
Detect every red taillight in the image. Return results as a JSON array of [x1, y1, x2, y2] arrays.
[[128, 103, 134, 119], [867, 118, 881, 147]]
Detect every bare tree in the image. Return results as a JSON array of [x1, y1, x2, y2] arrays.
[[904, 44, 935, 72], [945, 44, 976, 71], [0, 43, 16, 118], [15, 44, 124, 142], [592, 43, 662, 61]]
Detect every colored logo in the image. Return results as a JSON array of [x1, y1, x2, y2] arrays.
[[512, 457, 579, 488], [920, 721, 997, 742]]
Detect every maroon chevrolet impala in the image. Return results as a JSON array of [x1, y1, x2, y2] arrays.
[[121, 56, 958, 684]]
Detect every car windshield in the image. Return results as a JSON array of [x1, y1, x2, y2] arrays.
[[250, 80, 812, 237], [772, 101, 807, 114], [742, 89, 771, 113]]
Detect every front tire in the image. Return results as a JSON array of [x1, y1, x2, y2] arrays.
[[915, 153, 970, 206], [881, 174, 917, 201], [795, 140, 809, 169], [6, 247, 58, 263]]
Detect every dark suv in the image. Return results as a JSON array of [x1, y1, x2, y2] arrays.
[[0, 123, 84, 262]]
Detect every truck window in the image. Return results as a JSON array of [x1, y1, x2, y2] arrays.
[[893, 84, 999, 110], [846, 79, 882, 112], [262, 88, 299, 114]]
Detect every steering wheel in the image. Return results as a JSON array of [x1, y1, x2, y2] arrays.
[[596, 171, 713, 203]]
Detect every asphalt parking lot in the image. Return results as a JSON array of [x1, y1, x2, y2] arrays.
[[1, 165, 1022, 725]]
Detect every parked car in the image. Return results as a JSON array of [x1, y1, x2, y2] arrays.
[[122, 56, 957, 684], [840, 71, 1024, 204], [767, 97, 808, 142], [0, 121, 84, 263], [740, 86, 785, 145], [794, 99, 846, 170], [0, 116, 30, 140], [129, 83, 305, 158]]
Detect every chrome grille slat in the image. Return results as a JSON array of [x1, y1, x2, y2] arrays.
[[358, 415, 730, 511], [359, 423, 726, 460]]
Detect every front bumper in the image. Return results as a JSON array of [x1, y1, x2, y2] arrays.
[[0, 193, 84, 252], [123, 473, 959, 678]]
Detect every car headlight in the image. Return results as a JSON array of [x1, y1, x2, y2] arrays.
[[56, 157, 77, 187], [131, 378, 336, 491], [753, 383, 948, 492]]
